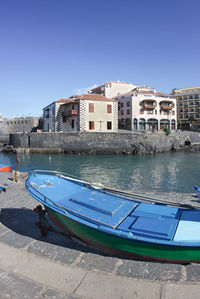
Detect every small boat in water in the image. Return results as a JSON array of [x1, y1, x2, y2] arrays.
[[26, 170, 200, 264], [194, 185, 200, 200], [0, 164, 11, 172]]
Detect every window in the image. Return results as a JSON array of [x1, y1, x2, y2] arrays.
[[155, 110, 157, 115], [121, 103, 124, 108], [72, 119, 74, 128], [89, 121, 94, 130], [127, 101, 130, 107], [63, 116, 67, 123], [147, 110, 153, 114], [89, 103, 94, 113], [107, 104, 112, 113], [121, 110, 124, 115], [107, 121, 112, 130], [140, 109, 144, 114], [127, 109, 130, 115], [45, 109, 50, 118]]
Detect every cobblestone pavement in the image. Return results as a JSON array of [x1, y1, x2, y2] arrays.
[[1, 172, 200, 298]]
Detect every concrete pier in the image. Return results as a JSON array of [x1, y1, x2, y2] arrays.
[[1, 172, 200, 298]]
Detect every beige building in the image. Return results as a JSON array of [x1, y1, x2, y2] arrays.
[[172, 87, 200, 128], [43, 94, 118, 132], [114, 86, 177, 131], [89, 81, 136, 98]]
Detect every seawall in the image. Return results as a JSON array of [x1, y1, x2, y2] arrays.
[[7, 131, 200, 155]]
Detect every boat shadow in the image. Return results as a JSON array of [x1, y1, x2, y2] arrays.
[[0, 207, 115, 257]]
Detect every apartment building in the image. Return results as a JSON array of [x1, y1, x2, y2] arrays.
[[89, 81, 136, 98], [43, 94, 118, 132], [172, 87, 200, 128], [114, 86, 177, 131]]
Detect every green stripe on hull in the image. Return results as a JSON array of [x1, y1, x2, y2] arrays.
[[47, 207, 200, 262]]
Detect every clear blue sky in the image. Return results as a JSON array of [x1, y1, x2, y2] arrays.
[[0, 0, 200, 118]]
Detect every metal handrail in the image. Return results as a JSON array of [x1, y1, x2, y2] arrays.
[[28, 170, 200, 210]]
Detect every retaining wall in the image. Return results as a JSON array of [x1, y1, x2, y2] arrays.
[[8, 131, 200, 155]]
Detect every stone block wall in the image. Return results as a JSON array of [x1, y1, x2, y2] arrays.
[[9, 131, 200, 154]]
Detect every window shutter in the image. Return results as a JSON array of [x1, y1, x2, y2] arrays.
[[107, 104, 112, 113], [89, 103, 94, 112]]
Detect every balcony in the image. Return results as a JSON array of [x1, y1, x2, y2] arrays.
[[62, 110, 78, 117], [142, 100, 157, 109], [160, 101, 174, 110]]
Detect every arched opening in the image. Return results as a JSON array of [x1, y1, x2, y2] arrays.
[[171, 120, 176, 130], [160, 119, 169, 130], [133, 118, 138, 130], [147, 119, 158, 132], [139, 118, 145, 131]]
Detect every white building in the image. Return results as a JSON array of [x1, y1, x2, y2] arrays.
[[114, 86, 177, 131], [172, 87, 200, 128], [43, 94, 118, 132], [89, 81, 136, 98], [43, 99, 66, 132]]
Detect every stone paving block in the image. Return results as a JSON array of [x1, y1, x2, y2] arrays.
[[0, 230, 33, 248], [13, 254, 87, 293], [186, 263, 200, 282], [28, 240, 81, 265], [40, 288, 80, 299], [0, 272, 43, 298], [116, 259, 183, 282], [0, 223, 9, 236], [75, 271, 161, 299], [0, 267, 6, 277], [77, 252, 118, 273], [0, 242, 26, 269], [162, 283, 200, 299]]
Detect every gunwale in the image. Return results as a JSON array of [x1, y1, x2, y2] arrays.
[[25, 170, 200, 263]]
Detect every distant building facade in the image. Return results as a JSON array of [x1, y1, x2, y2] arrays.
[[89, 81, 136, 98], [172, 87, 200, 129], [114, 86, 177, 131], [1, 117, 42, 135], [43, 94, 118, 132]]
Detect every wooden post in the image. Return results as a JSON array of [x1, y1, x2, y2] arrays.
[[16, 171, 20, 182], [16, 155, 21, 182], [12, 170, 15, 182]]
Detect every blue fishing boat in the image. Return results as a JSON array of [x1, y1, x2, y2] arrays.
[[26, 170, 200, 264], [194, 185, 200, 200]]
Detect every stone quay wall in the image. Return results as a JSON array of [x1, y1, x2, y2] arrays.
[[8, 131, 200, 155]]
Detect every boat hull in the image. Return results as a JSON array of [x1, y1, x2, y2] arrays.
[[46, 206, 200, 264], [0, 164, 11, 172]]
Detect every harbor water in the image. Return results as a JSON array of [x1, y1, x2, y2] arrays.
[[0, 151, 200, 194]]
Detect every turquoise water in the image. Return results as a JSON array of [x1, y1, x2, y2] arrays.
[[0, 152, 200, 193]]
